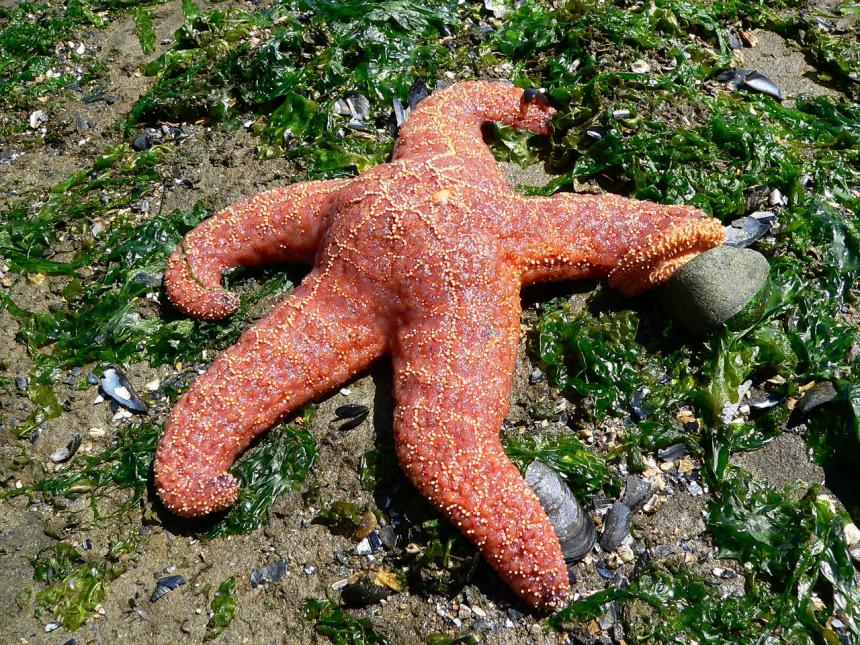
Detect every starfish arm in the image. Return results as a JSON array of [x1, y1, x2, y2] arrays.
[[165, 179, 349, 320], [154, 267, 387, 517], [391, 276, 569, 609], [392, 81, 554, 171], [504, 192, 725, 295]]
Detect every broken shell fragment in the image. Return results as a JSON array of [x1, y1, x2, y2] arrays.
[[657, 443, 687, 462], [724, 213, 775, 248], [392, 97, 408, 128], [250, 560, 287, 588], [525, 460, 596, 562], [333, 93, 370, 122], [789, 381, 837, 427], [341, 570, 403, 607], [50, 434, 82, 464]]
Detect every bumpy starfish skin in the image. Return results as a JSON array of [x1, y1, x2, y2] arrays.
[[156, 81, 724, 608]]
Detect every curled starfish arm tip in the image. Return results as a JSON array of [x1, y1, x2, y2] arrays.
[[165, 179, 349, 320]]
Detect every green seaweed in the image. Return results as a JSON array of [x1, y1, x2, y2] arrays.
[[31, 542, 124, 631], [126, 0, 469, 174], [356, 441, 481, 598], [6, 415, 316, 541], [304, 597, 390, 645], [204, 576, 237, 641], [504, 432, 616, 498], [133, 8, 156, 54], [546, 566, 813, 642], [3, 421, 161, 522], [548, 472, 859, 641], [0, 0, 104, 108], [206, 419, 317, 538]]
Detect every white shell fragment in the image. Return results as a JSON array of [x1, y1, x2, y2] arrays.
[[29, 110, 48, 129]]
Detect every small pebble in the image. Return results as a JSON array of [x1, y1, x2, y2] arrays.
[[528, 367, 546, 384], [617, 545, 635, 563], [132, 133, 151, 151], [662, 246, 770, 336], [657, 443, 687, 462], [844, 523, 860, 547], [356, 538, 372, 555]]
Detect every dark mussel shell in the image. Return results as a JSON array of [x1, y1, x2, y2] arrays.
[[620, 476, 653, 512], [333, 403, 369, 430], [599, 502, 632, 551], [99, 366, 148, 413], [720, 68, 782, 100], [150, 575, 186, 602], [525, 460, 596, 562]]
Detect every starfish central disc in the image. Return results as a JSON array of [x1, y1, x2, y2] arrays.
[[155, 80, 725, 609]]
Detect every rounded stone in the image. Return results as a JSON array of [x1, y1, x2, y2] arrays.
[[661, 246, 770, 336]]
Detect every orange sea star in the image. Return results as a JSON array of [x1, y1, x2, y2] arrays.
[[155, 80, 724, 608]]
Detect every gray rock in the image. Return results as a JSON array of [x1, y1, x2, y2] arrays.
[[662, 246, 770, 336]]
